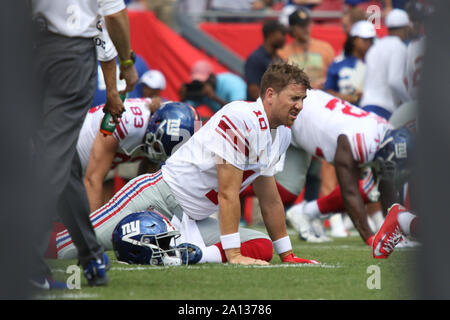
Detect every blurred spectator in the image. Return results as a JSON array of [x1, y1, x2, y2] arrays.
[[344, 0, 373, 7], [335, 6, 367, 60], [177, 0, 209, 15], [209, 0, 274, 22], [278, 6, 335, 89], [179, 60, 247, 114], [403, 0, 428, 101], [284, 0, 323, 10], [144, 0, 177, 27], [210, 0, 273, 12], [244, 20, 286, 101], [92, 53, 149, 106], [341, 6, 367, 35], [325, 20, 376, 106], [360, 8, 411, 119], [383, 0, 411, 11], [140, 70, 167, 99], [140, 69, 168, 109]]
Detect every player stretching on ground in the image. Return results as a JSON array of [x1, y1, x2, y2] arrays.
[[277, 90, 414, 245], [54, 62, 320, 265]]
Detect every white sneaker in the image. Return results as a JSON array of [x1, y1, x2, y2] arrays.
[[311, 218, 332, 242], [395, 235, 421, 249], [286, 203, 330, 243], [329, 214, 349, 238], [286, 202, 313, 239]]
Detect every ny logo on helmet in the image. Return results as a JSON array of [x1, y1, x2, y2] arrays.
[[167, 119, 181, 137], [395, 142, 407, 159]]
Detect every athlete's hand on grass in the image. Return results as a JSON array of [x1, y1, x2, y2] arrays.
[[280, 252, 320, 264], [225, 248, 269, 266]]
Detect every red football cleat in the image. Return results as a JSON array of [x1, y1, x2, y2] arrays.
[[282, 253, 320, 264], [366, 235, 375, 246], [372, 203, 406, 259]]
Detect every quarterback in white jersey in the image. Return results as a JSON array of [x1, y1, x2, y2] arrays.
[[279, 89, 403, 244], [54, 62, 321, 266], [162, 99, 291, 221]]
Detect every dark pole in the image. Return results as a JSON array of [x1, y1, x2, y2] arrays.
[[416, 0, 450, 300], [0, 1, 36, 299]]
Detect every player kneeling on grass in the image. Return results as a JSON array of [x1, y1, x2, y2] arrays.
[[51, 62, 320, 265]]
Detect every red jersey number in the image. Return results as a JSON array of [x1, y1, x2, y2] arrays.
[[325, 98, 369, 118]]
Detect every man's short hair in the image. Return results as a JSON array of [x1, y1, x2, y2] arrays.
[[259, 62, 311, 98], [262, 20, 286, 39]]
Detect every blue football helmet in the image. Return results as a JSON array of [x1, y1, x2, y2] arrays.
[[145, 101, 200, 162], [112, 211, 183, 266], [373, 125, 415, 183]]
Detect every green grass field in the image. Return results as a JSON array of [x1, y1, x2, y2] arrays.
[[40, 227, 418, 300]]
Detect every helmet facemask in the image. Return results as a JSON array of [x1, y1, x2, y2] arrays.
[[139, 230, 185, 266], [145, 120, 169, 162]]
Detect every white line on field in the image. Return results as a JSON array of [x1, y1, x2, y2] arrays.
[[37, 293, 99, 300], [110, 263, 341, 271]]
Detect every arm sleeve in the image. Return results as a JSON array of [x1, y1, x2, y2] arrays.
[[206, 111, 258, 170], [95, 17, 118, 62], [98, 0, 126, 16]]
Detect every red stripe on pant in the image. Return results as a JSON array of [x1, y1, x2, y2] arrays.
[[317, 180, 371, 214], [214, 238, 273, 262]]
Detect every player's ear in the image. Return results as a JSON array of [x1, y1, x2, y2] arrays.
[[264, 87, 276, 104]]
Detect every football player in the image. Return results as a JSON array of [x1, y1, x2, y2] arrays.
[[53, 62, 321, 266], [274, 90, 414, 245], [78, 97, 162, 212]]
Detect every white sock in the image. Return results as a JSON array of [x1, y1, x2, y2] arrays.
[[397, 211, 416, 236], [367, 216, 377, 233], [370, 210, 384, 231], [329, 214, 346, 233], [303, 201, 320, 219], [199, 245, 223, 264]]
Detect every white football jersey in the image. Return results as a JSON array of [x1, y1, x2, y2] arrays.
[[77, 98, 152, 171], [405, 36, 425, 101], [291, 90, 392, 164], [31, 0, 125, 38], [360, 36, 410, 112], [162, 98, 291, 220]]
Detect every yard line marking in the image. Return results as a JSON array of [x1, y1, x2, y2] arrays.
[[37, 293, 99, 300]]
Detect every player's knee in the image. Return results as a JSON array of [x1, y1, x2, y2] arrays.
[[241, 238, 273, 262]]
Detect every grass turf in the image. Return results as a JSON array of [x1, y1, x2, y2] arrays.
[[40, 228, 418, 300]]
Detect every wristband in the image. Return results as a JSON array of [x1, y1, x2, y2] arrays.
[[220, 232, 241, 250], [273, 236, 292, 254], [119, 50, 136, 67]]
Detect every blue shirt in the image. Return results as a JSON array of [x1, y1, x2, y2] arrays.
[[91, 54, 149, 107], [325, 55, 366, 105], [186, 72, 247, 113], [244, 45, 272, 87]]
